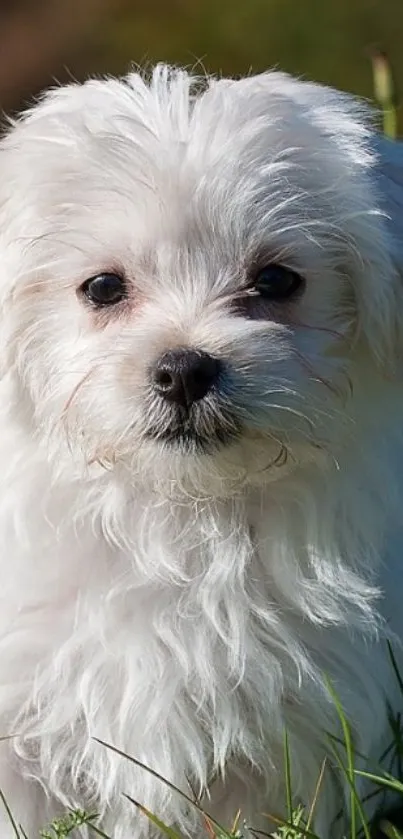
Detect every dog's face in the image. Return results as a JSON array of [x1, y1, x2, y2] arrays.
[[0, 67, 399, 494]]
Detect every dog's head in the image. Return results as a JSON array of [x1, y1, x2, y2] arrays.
[[0, 66, 401, 495]]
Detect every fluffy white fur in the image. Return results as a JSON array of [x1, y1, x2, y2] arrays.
[[0, 64, 402, 837]]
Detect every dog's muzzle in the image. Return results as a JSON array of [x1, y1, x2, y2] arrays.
[[145, 348, 240, 451]]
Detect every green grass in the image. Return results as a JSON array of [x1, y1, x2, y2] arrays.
[[32, 713, 403, 839], [4, 663, 400, 839], [371, 50, 398, 139]]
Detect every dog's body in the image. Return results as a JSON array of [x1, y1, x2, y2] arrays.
[[0, 66, 402, 837]]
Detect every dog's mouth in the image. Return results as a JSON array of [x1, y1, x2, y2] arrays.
[[146, 424, 238, 453], [144, 403, 242, 453]]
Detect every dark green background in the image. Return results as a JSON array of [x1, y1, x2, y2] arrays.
[[81, 0, 402, 113], [4, 1, 401, 130]]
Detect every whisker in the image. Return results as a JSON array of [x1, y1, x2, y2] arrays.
[[62, 370, 95, 419], [264, 402, 316, 433], [287, 317, 347, 342], [294, 350, 348, 400]]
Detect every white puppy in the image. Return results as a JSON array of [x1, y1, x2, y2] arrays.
[[0, 64, 402, 838]]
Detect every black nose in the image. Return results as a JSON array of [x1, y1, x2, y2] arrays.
[[153, 348, 221, 407]]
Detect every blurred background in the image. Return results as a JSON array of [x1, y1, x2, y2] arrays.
[[0, 0, 401, 131]]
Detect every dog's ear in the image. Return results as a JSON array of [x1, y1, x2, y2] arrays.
[[298, 84, 403, 371], [363, 136, 403, 370], [304, 90, 403, 371]]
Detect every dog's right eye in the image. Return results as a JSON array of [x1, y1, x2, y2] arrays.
[[252, 264, 303, 300], [79, 273, 127, 306]]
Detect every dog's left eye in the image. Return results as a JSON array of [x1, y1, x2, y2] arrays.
[[80, 273, 127, 306], [252, 264, 303, 300]]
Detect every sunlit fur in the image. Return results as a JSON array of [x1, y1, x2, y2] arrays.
[[0, 65, 402, 838]]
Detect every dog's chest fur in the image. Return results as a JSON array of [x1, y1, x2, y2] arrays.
[[0, 473, 394, 834]]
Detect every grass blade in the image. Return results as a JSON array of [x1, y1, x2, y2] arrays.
[[306, 758, 327, 833], [94, 738, 229, 836], [230, 810, 241, 836], [87, 821, 114, 839], [123, 794, 184, 839], [0, 789, 21, 839], [201, 814, 218, 839], [371, 49, 398, 139], [324, 676, 357, 839], [260, 812, 321, 839], [353, 770, 403, 794], [380, 820, 403, 839], [283, 728, 293, 823], [326, 739, 370, 839]]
